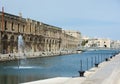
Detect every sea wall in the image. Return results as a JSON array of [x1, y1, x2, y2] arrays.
[[0, 50, 81, 62]]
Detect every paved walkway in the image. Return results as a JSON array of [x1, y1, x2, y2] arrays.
[[82, 54, 120, 84], [22, 54, 120, 84]]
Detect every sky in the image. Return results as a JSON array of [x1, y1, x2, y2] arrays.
[[0, 0, 120, 40]]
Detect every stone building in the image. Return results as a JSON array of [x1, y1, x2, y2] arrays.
[[64, 30, 81, 47], [85, 38, 111, 48], [0, 11, 80, 54], [0, 12, 62, 54], [61, 30, 81, 51], [111, 40, 120, 49]]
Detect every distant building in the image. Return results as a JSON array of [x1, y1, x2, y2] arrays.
[[82, 36, 90, 40], [97, 38, 110, 48], [61, 30, 81, 50], [111, 40, 120, 49], [85, 38, 111, 48], [64, 30, 81, 46]]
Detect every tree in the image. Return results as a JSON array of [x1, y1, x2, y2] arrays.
[[81, 40, 88, 46]]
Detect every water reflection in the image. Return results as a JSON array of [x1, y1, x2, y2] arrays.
[[0, 50, 118, 84], [0, 75, 19, 84]]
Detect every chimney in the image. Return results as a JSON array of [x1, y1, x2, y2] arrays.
[[19, 12, 22, 18]]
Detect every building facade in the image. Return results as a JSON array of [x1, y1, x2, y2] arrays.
[[64, 30, 81, 46], [0, 12, 62, 54], [0, 12, 80, 54], [61, 30, 78, 50], [111, 40, 120, 49], [85, 38, 111, 48]]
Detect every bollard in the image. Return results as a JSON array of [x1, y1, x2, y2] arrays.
[[94, 56, 99, 67], [78, 71, 85, 77], [78, 60, 85, 77], [105, 58, 109, 61], [95, 63, 99, 67], [110, 56, 112, 59], [113, 55, 115, 57]]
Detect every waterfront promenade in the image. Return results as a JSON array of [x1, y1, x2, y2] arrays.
[[22, 53, 120, 84]]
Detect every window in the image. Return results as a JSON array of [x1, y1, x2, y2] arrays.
[[18, 24, 20, 32], [11, 22, 14, 31], [30, 23, 31, 33], [35, 25, 37, 34], [4, 21, 7, 30], [23, 25, 25, 33]]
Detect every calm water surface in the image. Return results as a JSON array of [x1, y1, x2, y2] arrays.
[[0, 50, 117, 84]]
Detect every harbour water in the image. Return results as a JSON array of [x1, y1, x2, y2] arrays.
[[0, 50, 117, 84]]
